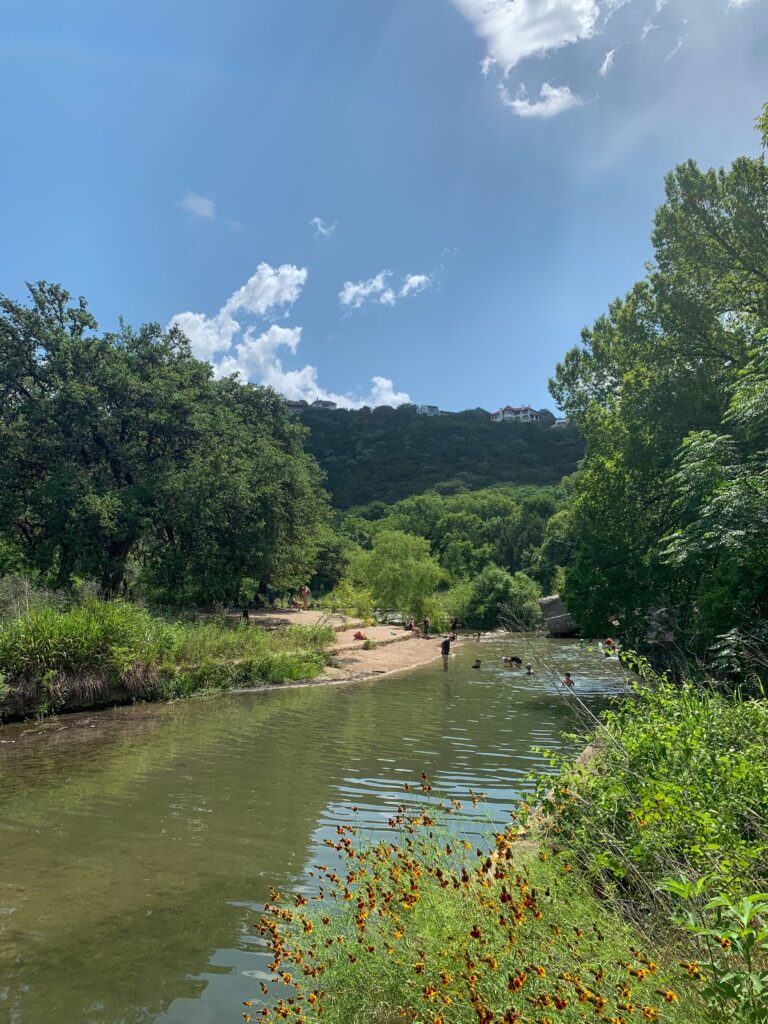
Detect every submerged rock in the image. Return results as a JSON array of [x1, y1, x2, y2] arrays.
[[539, 595, 578, 637]]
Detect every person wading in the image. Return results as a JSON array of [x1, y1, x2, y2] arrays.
[[439, 635, 451, 672]]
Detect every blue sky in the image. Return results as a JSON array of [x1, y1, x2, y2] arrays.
[[1, 0, 766, 411]]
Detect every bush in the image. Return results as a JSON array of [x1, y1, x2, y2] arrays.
[[534, 673, 768, 902], [460, 565, 542, 631]]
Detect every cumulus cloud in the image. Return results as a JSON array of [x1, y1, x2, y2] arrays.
[[310, 216, 337, 237], [599, 47, 617, 76], [169, 264, 410, 408], [499, 82, 584, 119], [216, 325, 409, 408], [339, 270, 433, 310], [177, 191, 215, 220], [450, 0, 600, 71]]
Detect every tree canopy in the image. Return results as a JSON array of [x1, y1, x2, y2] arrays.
[[546, 108, 768, 668], [0, 283, 329, 604]]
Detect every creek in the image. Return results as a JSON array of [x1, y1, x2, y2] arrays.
[[0, 635, 626, 1023]]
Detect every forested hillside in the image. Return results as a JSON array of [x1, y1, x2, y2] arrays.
[[296, 405, 583, 507]]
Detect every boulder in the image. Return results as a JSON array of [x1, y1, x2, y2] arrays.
[[539, 595, 578, 637]]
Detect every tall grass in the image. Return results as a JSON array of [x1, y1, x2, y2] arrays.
[[0, 599, 334, 718]]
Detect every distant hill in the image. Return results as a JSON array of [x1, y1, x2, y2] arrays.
[[295, 405, 583, 507]]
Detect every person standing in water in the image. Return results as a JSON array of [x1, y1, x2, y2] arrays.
[[440, 635, 451, 671], [562, 672, 574, 688]]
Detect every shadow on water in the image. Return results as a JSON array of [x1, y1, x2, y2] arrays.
[[0, 635, 628, 1024]]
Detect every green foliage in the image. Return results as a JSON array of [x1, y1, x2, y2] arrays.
[[547, 110, 768, 670], [318, 579, 376, 622], [661, 882, 768, 1024], [0, 283, 329, 605], [536, 675, 768, 902], [0, 598, 333, 717], [296, 404, 583, 507], [342, 483, 563, 585], [351, 529, 444, 620], [457, 564, 542, 631]]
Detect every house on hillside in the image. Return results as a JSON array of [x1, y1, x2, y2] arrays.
[[286, 400, 309, 415], [490, 405, 541, 423], [311, 399, 338, 410], [417, 404, 440, 416]]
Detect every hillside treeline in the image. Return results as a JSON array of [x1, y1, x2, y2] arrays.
[[297, 405, 583, 507]]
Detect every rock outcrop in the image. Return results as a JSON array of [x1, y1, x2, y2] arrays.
[[539, 595, 578, 637]]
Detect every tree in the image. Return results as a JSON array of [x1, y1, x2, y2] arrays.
[[352, 530, 443, 619], [458, 565, 542, 631], [0, 283, 329, 604], [547, 109, 768, 660]]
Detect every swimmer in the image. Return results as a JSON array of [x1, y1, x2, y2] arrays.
[[472, 658, 482, 669], [525, 663, 533, 675], [562, 672, 574, 688], [503, 655, 523, 666]]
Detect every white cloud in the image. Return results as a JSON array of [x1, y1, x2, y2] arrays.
[[169, 263, 307, 361], [728, 0, 760, 7], [222, 262, 307, 318], [641, 19, 657, 39], [216, 325, 409, 408], [177, 191, 215, 220], [170, 265, 410, 408], [310, 216, 337, 237], [339, 270, 433, 310], [499, 82, 584, 119], [665, 35, 685, 59], [401, 273, 432, 297], [451, 0, 600, 72], [599, 47, 616, 76], [339, 271, 391, 309]]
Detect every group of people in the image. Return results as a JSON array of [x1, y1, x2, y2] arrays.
[[241, 584, 311, 623]]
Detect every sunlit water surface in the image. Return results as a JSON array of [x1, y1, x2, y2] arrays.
[[0, 635, 627, 1023]]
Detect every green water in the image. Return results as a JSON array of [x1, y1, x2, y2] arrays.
[[0, 636, 626, 1024]]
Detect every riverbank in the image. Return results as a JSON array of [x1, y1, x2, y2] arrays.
[[0, 602, 462, 723]]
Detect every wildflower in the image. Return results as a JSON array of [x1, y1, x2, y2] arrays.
[[641, 1009, 658, 1021], [656, 988, 678, 1003], [537, 965, 546, 977], [720, 936, 731, 950]]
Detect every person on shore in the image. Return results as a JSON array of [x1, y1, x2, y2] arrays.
[[301, 585, 311, 611], [525, 663, 533, 675], [450, 617, 461, 634], [405, 616, 415, 631], [439, 635, 451, 671], [241, 607, 250, 625], [422, 615, 430, 638], [562, 672, 574, 688]]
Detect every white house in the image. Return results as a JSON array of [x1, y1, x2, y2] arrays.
[[417, 404, 441, 416], [490, 405, 541, 423]]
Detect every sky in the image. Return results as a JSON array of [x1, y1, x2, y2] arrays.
[[1, 0, 766, 412]]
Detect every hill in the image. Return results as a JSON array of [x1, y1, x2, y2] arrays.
[[295, 405, 582, 507]]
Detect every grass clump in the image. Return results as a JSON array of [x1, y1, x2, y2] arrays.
[[0, 599, 333, 718], [253, 786, 705, 1024]]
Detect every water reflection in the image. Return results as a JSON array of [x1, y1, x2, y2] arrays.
[[0, 635, 628, 1023]]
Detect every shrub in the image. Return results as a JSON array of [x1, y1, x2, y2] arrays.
[[461, 566, 542, 631], [534, 674, 768, 902]]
